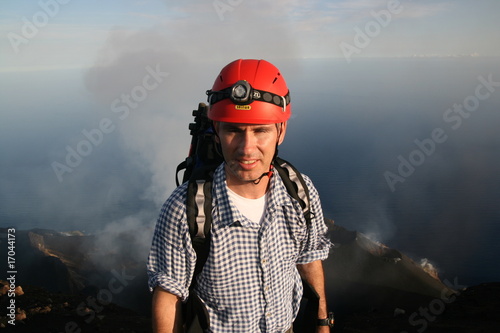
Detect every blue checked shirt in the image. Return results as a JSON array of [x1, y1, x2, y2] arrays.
[[148, 163, 331, 332]]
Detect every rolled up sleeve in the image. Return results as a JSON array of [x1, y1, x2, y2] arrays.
[[147, 185, 196, 302]]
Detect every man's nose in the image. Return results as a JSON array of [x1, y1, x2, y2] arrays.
[[238, 131, 256, 154]]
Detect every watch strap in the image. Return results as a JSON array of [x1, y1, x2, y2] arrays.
[[317, 312, 335, 327]]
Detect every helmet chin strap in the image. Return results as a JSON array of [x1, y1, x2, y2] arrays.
[[253, 167, 274, 185], [252, 141, 279, 185]]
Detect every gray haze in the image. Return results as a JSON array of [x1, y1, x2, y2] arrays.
[[2, 56, 500, 285]]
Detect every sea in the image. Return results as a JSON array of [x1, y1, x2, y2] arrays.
[[1, 57, 499, 287], [279, 57, 500, 286]]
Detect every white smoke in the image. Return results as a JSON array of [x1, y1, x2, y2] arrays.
[[419, 258, 440, 280]]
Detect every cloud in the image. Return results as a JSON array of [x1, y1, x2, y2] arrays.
[[81, 0, 314, 204], [325, 0, 451, 20], [83, 30, 192, 205], [90, 210, 156, 268], [397, 1, 451, 19], [327, 0, 389, 12], [410, 53, 481, 58]]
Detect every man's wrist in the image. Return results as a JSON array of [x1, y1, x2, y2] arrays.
[[317, 312, 335, 327]]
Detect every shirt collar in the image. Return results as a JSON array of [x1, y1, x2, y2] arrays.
[[212, 163, 295, 229]]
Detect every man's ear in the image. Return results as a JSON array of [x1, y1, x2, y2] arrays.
[[277, 122, 287, 145]]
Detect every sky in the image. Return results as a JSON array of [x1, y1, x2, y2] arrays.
[[1, 0, 500, 282], [1, 0, 499, 72]]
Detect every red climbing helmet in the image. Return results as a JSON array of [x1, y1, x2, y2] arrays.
[[206, 59, 291, 124]]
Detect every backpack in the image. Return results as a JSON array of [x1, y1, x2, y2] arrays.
[[176, 103, 319, 332]]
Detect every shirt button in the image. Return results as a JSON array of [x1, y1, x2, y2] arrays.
[[262, 259, 268, 264]]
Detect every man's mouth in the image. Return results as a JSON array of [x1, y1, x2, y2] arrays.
[[236, 159, 259, 170], [240, 160, 257, 165]]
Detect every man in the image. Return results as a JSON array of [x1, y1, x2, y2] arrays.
[[148, 59, 332, 332]]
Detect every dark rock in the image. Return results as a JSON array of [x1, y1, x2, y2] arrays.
[[1, 223, 498, 332], [0, 282, 151, 332]]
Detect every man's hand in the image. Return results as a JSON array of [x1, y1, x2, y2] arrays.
[[317, 326, 331, 333]]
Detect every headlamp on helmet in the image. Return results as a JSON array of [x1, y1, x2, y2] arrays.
[[231, 80, 251, 104], [206, 80, 290, 112]]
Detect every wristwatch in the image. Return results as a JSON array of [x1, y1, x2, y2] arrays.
[[317, 312, 335, 327]]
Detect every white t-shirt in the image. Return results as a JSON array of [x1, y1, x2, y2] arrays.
[[226, 185, 267, 224]]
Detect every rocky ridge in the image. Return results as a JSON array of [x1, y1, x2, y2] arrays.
[[1, 220, 499, 332]]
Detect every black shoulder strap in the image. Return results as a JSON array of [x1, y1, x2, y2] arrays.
[[186, 177, 213, 278], [273, 161, 317, 333], [183, 175, 213, 332], [175, 160, 188, 187], [273, 157, 313, 224]]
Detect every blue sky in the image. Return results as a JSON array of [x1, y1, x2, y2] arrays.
[[1, 0, 499, 71]]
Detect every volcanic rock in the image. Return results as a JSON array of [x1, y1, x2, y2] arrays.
[[1, 222, 498, 332]]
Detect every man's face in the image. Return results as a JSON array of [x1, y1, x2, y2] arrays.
[[214, 122, 286, 187]]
